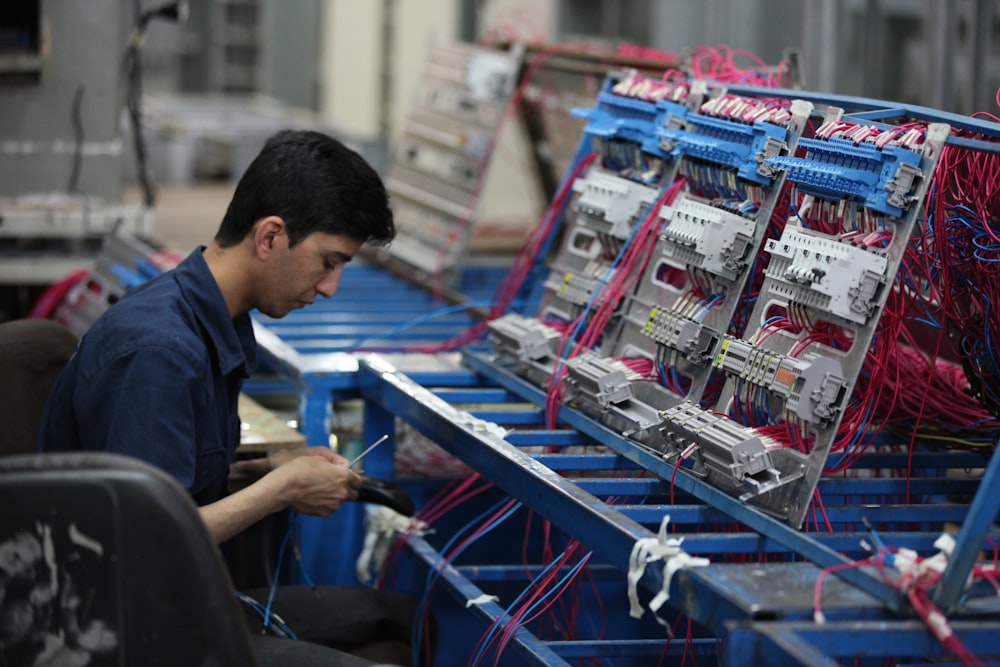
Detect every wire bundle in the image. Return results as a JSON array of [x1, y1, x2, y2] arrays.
[[699, 93, 793, 125], [814, 531, 998, 667], [688, 44, 790, 88], [469, 536, 593, 666], [609, 70, 691, 103], [925, 129, 1000, 418]]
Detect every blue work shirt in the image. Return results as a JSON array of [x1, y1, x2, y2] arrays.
[[38, 248, 257, 506]]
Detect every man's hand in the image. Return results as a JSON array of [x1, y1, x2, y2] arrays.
[[204, 450, 363, 544], [228, 446, 351, 490], [272, 456, 362, 516]]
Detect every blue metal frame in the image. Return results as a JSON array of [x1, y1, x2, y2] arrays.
[[350, 354, 1000, 665]]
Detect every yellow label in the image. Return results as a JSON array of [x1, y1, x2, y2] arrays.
[[645, 307, 658, 331], [714, 338, 729, 366], [560, 272, 573, 295]]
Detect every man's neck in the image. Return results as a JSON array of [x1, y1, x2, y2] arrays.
[[202, 241, 254, 319]]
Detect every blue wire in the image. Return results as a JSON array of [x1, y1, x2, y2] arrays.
[[490, 552, 594, 666], [412, 498, 523, 666], [471, 545, 582, 667], [236, 589, 298, 640], [514, 151, 598, 310], [290, 518, 316, 589], [262, 522, 295, 637]]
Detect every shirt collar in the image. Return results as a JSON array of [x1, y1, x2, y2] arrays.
[[175, 247, 257, 377]]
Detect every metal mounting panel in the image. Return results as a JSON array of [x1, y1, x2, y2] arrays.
[[375, 41, 522, 285]]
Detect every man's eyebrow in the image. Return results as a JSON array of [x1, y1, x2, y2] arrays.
[[326, 251, 354, 264]]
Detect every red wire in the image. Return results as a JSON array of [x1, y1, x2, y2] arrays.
[[28, 269, 89, 319]]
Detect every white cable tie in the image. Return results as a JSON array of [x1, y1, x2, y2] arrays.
[[926, 610, 953, 640], [920, 552, 950, 576], [356, 523, 380, 584], [893, 548, 919, 575], [933, 533, 956, 557], [356, 506, 428, 584], [649, 551, 710, 613], [626, 515, 707, 621], [465, 594, 500, 608]]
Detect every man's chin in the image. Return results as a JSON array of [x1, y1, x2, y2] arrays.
[[259, 305, 294, 319]]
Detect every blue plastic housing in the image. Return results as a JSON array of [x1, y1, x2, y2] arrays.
[[766, 136, 924, 217], [572, 93, 689, 178], [666, 114, 789, 186]]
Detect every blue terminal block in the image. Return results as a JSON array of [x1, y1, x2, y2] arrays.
[[767, 136, 924, 217], [573, 107, 656, 148], [572, 99, 680, 185], [592, 88, 661, 122], [668, 114, 790, 186], [646, 98, 689, 160]]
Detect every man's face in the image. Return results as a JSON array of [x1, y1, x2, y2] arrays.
[[258, 230, 363, 318]]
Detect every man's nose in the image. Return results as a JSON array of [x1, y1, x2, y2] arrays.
[[315, 271, 341, 299]]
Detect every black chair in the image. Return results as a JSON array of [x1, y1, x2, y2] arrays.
[[0, 318, 78, 456], [0, 451, 259, 666]]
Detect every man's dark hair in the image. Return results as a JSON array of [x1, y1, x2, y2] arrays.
[[214, 130, 395, 248]]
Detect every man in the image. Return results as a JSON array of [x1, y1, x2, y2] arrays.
[[39, 130, 419, 666]]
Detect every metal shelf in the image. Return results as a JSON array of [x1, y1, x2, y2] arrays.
[[349, 352, 1000, 665]]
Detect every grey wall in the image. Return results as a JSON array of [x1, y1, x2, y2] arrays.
[[260, 0, 322, 111], [643, 0, 998, 116], [0, 0, 128, 200]]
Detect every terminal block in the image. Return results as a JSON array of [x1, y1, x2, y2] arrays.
[[572, 168, 660, 238], [714, 338, 847, 425], [764, 228, 888, 325], [766, 136, 925, 217], [573, 106, 657, 176], [487, 313, 561, 367], [665, 114, 791, 186], [575, 107, 655, 146], [573, 85, 687, 183], [596, 86, 659, 122], [554, 270, 604, 308], [655, 107, 688, 158], [564, 353, 637, 417], [642, 307, 720, 367], [658, 194, 758, 280], [659, 402, 784, 497]]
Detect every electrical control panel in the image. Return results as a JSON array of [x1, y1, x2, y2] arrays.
[[611, 96, 812, 420], [487, 68, 953, 528], [687, 119, 950, 526]]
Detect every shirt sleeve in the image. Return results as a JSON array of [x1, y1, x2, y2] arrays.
[[73, 343, 212, 493]]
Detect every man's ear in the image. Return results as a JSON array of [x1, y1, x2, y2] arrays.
[[252, 216, 285, 260]]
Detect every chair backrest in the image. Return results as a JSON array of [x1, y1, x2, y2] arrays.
[[0, 451, 259, 666], [0, 318, 78, 456]]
